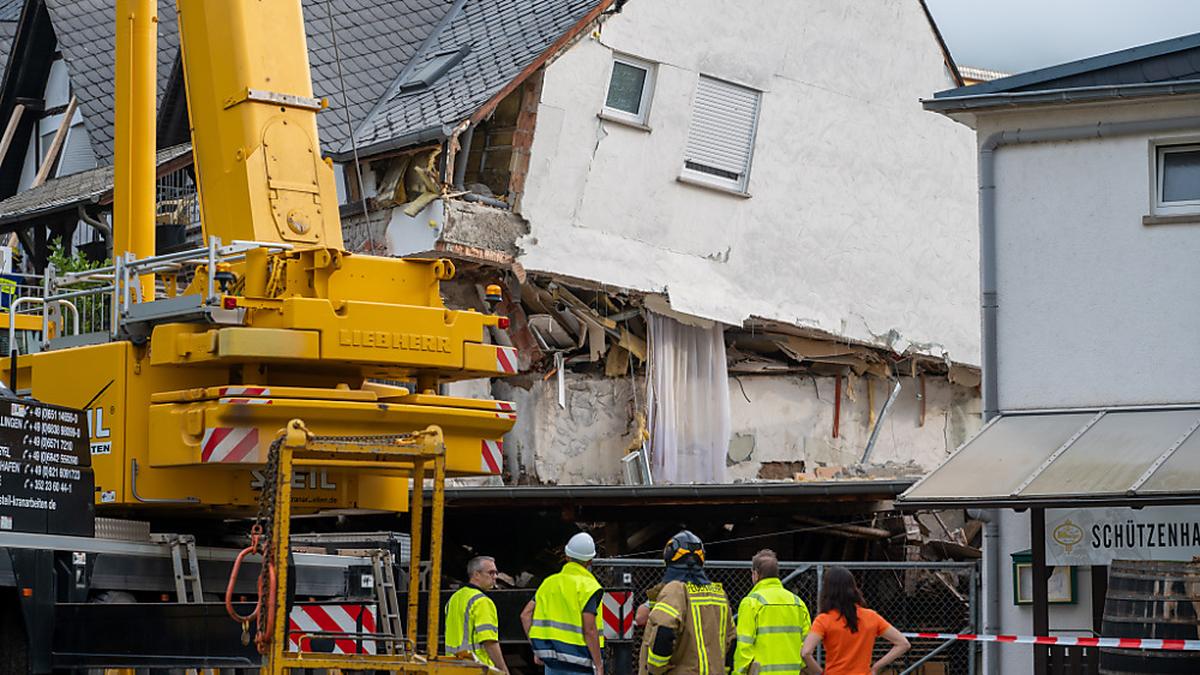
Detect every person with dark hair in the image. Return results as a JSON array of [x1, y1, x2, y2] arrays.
[[733, 549, 811, 674], [801, 566, 909, 675]]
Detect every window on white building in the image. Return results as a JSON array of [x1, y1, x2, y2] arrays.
[[1154, 143, 1200, 215], [603, 55, 655, 126], [681, 75, 760, 194]]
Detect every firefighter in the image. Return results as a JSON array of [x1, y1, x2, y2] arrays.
[[733, 549, 811, 674], [521, 532, 605, 674], [444, 555, 509, 672], [639, 530, 734, 674]]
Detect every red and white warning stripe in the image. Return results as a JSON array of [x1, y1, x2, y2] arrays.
[[200, 426, 260, 463], [495, 346, 518, 374], [288, 603, 377, 654], [493, 401, 514, 412], [904, 632, 1200, 652], [601, 591, 635, 640], [219, 386, 273, 405], [481, 439, 503, 474]]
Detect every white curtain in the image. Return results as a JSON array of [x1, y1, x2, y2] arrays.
[[646, 312, 730, 484]]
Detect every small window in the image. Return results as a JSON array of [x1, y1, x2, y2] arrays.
[[681, 75, 761, 193], [1154, 144, 1200, 214], [603, 55, 655, 126]]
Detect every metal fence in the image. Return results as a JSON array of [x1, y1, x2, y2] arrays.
[[591, 558, 978, 674]]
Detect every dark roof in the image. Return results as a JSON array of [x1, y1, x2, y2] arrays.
[[0, 19, 16, 85], [303, 0, 450, 151], [0, 143, 189, 226], [44, 0, 180, 164], [0, 0, 20, 22], [346, 0, 606, 157], [926, 31, 1200, 112], [29, 0, 605, 164]]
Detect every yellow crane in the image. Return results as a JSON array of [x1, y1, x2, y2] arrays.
[[0, 0, 516, 670], [7, 0, 516, 514]]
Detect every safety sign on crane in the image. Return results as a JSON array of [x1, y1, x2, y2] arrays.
[[0, 397, 92, 536]]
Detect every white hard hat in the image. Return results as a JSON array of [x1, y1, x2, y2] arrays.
[[565, 532, 596, 561]]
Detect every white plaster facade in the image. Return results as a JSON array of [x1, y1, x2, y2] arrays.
[[518, 0, 981, 364], [971, 98, 1200, 410]]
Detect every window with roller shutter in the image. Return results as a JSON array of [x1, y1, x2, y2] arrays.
[[681, 75, 761, 194]]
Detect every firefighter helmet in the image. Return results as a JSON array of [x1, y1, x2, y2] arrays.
[[663, 530, 706, 568]]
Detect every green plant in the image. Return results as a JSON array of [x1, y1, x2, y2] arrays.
[[47, 238, 110, 334]]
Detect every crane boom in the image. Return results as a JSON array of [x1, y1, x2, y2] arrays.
[[176, 0, 344, 249]]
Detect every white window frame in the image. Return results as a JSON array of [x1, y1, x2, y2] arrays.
[[679, 74, 761, 195], [1152, 142, 1200, 216], [601, 54, 655, 128]]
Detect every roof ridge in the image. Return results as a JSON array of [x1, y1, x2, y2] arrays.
[[340, 0, 469, 154], [935, 31, 1200, 99]]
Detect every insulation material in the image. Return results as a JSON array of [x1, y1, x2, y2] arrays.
[[646, 312, 730, 484]]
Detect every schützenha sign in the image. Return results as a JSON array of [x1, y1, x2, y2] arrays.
[[1046, 506, 1200, 566]]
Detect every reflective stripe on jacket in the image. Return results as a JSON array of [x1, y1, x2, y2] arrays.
[[445, 585, 500, 666], [639, 580, 734, 675], [529, 561, 604, 670], [733, 577, 812, 674]]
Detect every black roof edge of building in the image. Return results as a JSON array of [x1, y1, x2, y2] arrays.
[[922, 78, 1200, 113], [433, 480, 917, 507], [932, 31, 1200, 100]]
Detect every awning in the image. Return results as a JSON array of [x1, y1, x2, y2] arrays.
[[898, 406, 1200, 509]]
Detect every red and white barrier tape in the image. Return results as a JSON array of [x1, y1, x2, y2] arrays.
[[904, 632, 1200, 652]]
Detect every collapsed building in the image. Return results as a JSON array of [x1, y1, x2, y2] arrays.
[[0, 0, 984, 573]]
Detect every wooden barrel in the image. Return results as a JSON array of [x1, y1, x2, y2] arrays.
[[1099, 559, 1200, 674]]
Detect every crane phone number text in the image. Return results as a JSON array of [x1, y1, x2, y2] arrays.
[[0, 459, 83, 480], [0, 445, 83, 465], [24, 435, 79, 452]]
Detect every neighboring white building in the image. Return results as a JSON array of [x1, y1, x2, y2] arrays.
[[909, 32, 1200, 675]]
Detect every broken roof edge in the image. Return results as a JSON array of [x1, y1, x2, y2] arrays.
[[506, 265, 981, 379], [923, 78, 1200, 114]]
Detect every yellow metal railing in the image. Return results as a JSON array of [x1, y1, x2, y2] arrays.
[[258, 420, 493, 674]]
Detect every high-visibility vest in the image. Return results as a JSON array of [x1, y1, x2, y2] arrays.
[[733, 577, 812, 674], [444, 585, 500, 666], [529, 561, 605, 669]]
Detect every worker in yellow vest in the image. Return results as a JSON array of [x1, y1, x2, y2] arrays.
[[445, 555, 509, 673], [521, 532, 605, 674], [639, 530, 734, 674], [733, 549, 812, 674]]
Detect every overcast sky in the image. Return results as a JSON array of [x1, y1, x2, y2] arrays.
[[925, 0, 1200, 75]]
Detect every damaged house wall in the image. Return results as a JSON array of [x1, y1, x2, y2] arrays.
[[491, 368, 980, 486], [727, 374, 981, 482], [517, 0, 980, 363]]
